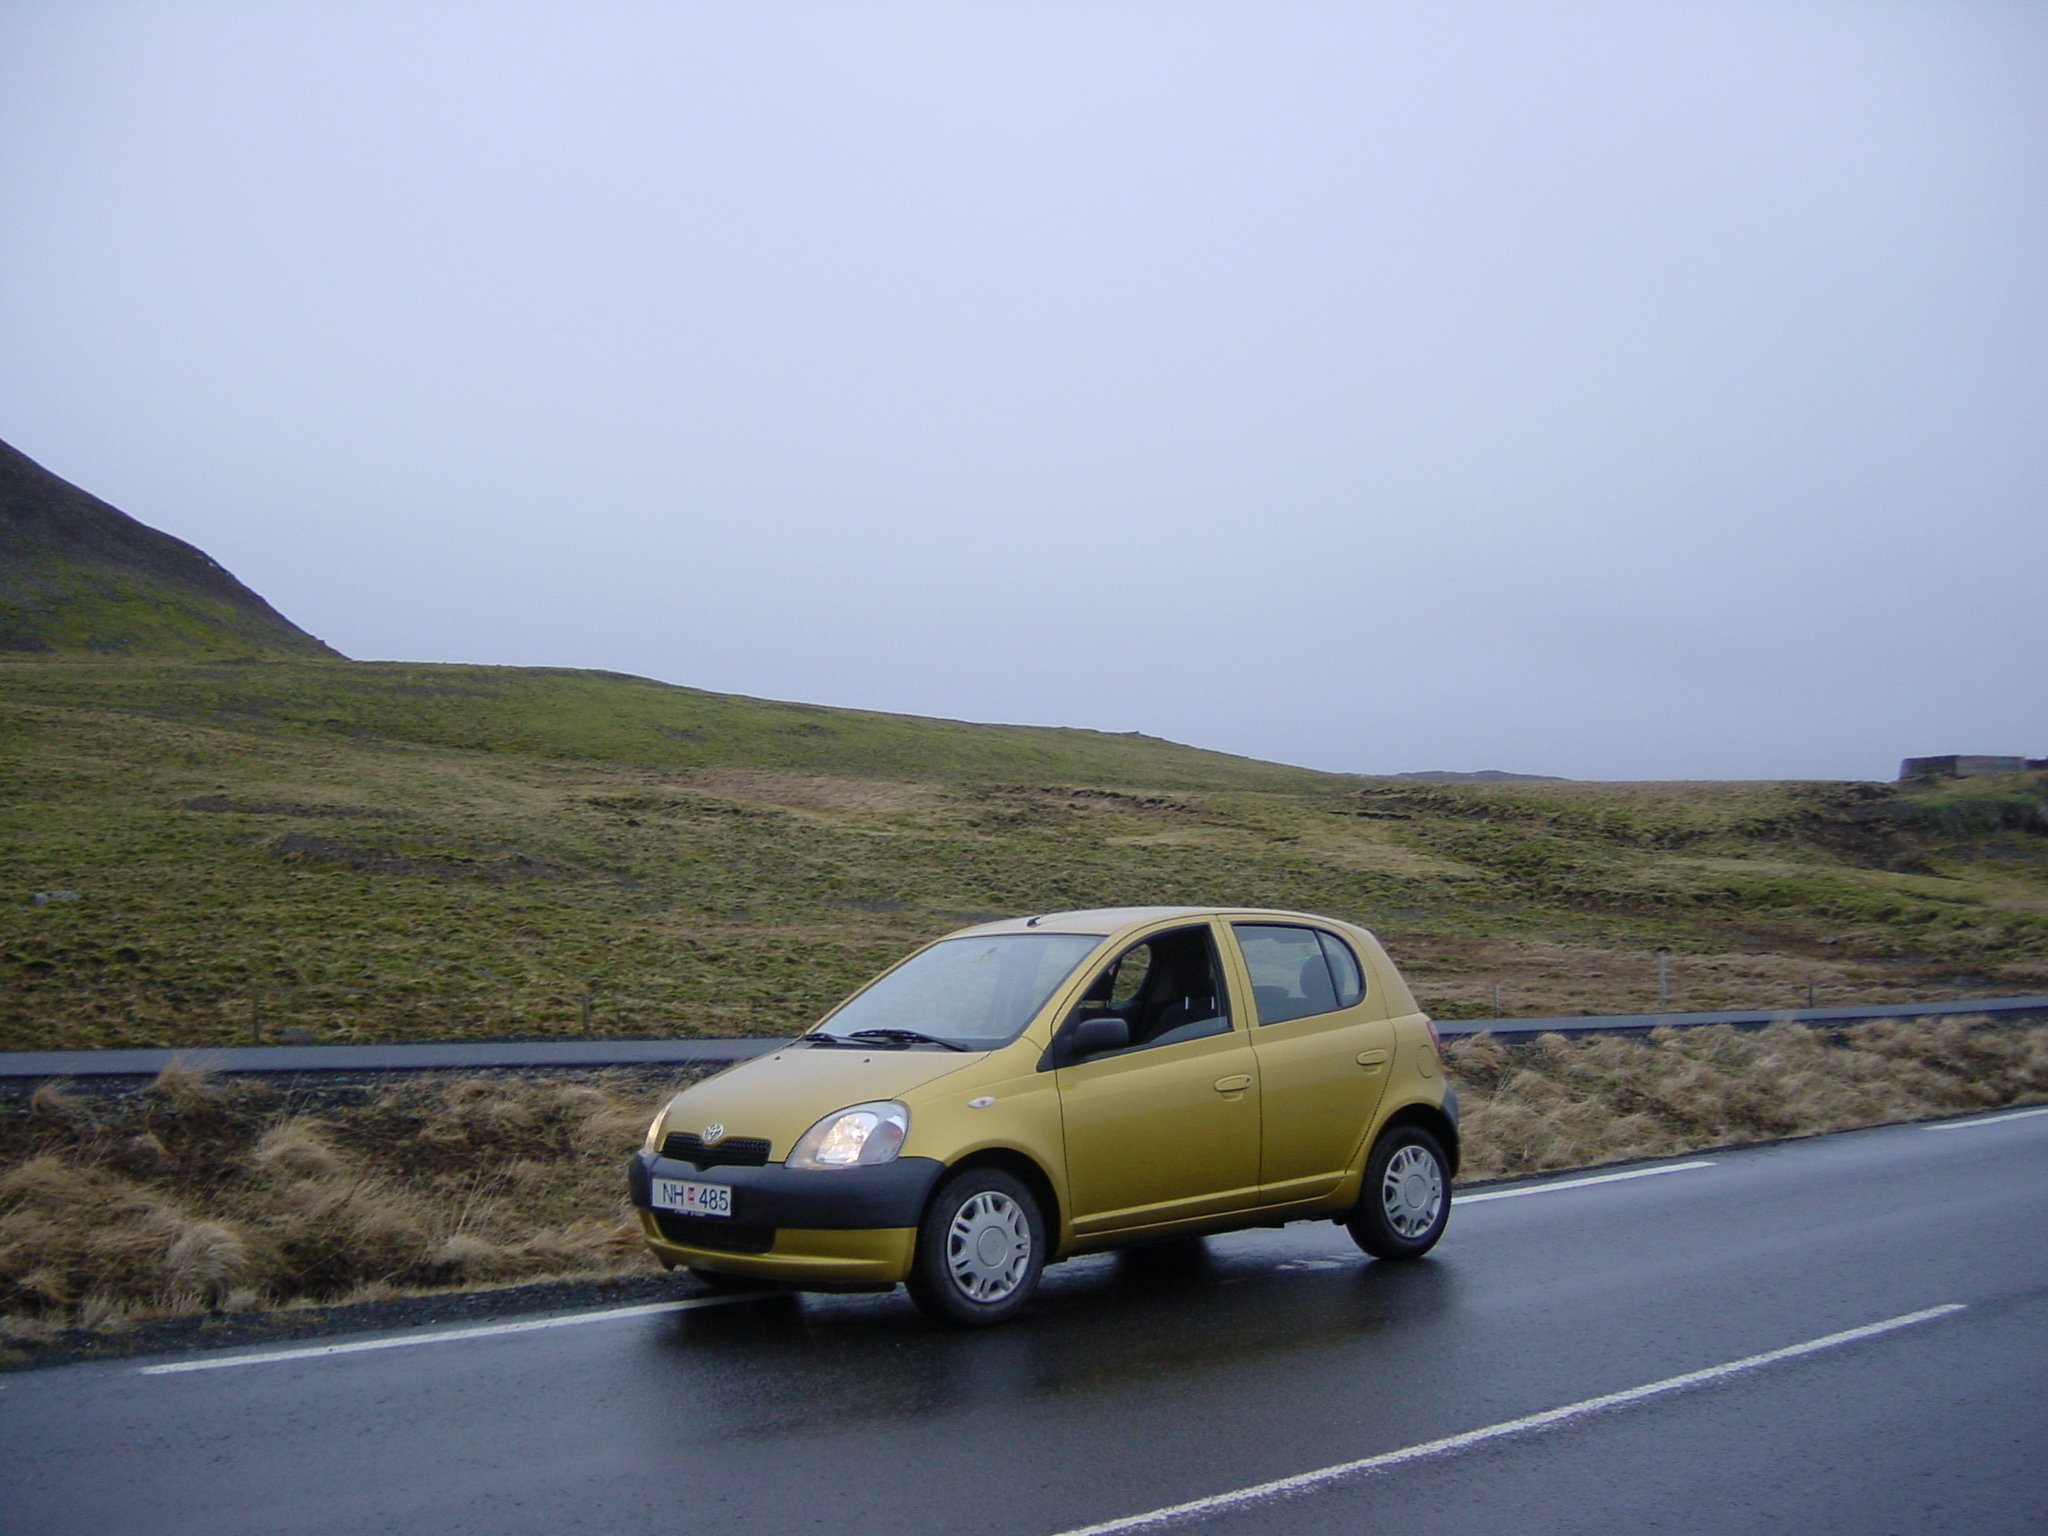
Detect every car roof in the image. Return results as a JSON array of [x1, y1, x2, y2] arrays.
[[950, 906, 1357, 939]]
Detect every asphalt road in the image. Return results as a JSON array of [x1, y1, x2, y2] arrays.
[[6, 1109, 2046, 1536]]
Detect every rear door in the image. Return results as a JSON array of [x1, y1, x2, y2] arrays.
[[1227, 922, 1396, 1204]]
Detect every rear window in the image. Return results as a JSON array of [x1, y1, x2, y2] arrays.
[[1233, 923, 1366, 1025]]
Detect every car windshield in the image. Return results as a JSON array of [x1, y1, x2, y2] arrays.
[[810, 933, 1102, 1049]]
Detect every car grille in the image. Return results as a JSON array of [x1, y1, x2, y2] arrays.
[[661, 1131, 772, 1168], [652, 1212, 776, 1253]]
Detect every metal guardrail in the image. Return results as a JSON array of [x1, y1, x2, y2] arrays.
[[0, 1037, 778, 1081], [1433, 993, 2048, 1040], [2, 994, 2045, 1080]]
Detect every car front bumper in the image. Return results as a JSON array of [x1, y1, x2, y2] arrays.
[[627, 1148, 946, 1286], [639, 1214, 919, 1286]]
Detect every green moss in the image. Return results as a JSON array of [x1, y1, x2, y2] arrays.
[[3, 660, 2045, 1049], [0, 659, 1345, 789], [1886, 776, 2048, 839], [0, 564, 330, 659]]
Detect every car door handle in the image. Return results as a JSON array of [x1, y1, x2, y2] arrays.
[[1355, 1050, 1390, 1071], [1213, 1074, 1253, 1093]]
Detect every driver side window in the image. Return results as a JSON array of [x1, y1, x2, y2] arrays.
[[1072, 925, 1231, 1052]]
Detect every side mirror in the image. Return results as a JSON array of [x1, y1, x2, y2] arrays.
[[1070, 1014, 1130, 1057]]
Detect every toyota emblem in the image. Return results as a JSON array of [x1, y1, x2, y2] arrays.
[[701, 1123, 726, 1145]]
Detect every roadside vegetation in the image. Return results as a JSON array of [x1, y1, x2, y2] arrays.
[[6, 659, 2048, 1051], [0, 1065, 702, 1339], [1445, 1016, 2048, 1178], [3, 1015, 2043, 1344]]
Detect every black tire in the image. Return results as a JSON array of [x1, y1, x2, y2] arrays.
[[906, 1166, 1046, 1327], [1346, 1124, 1450, 1260]]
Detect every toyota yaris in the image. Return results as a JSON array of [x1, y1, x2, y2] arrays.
[[629, 906, 1457, 1325]]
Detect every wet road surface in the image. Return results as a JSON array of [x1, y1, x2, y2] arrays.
[[6, 1109, 2046, 1536]]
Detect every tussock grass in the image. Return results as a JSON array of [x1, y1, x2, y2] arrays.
[[6, 1018, 2046, 1335], [0, 1065, 699, 1335], [1446, 1015, 2048, 1179]]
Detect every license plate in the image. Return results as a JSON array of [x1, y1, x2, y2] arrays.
[[652, 1178, 733, 1218]]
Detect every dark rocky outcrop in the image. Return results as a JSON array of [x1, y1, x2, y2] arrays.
[[0, 438, 340, 657]]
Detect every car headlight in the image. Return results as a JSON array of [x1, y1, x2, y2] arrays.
[[786, 1101, 909, 1170], [643, 1098, 676, 1152]]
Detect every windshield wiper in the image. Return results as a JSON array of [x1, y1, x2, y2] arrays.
[[795, 1028, 969, 1051], [844, 1028, 970, 1052]]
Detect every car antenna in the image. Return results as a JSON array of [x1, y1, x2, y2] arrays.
[[1025, 914, 1043, 926]]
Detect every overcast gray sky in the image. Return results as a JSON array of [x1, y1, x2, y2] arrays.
[[2, 1, 2041, 781]]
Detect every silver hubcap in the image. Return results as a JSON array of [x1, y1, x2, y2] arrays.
[[946, 1190, 1032, 1301], [1380, 1145, 1443, 1237]]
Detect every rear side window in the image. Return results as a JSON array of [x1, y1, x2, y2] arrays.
[[1233, 923, 1366, 1025], [1317, 930, 1366, 1009]]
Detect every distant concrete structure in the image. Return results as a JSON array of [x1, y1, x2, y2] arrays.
[[1899, 754, 2041, 780]]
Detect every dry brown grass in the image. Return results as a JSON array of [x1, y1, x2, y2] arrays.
[[4, 1019, 2044, 1335], [0, 1065, 700, 1335], [1402, 937, 1902, 1019], [1446, 1015, 2048, 1179]]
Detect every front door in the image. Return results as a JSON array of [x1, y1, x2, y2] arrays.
[[1055, 923, 1261, 1234]]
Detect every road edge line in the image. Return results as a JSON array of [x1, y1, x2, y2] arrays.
[[1456, 1161, 1715, 1204], [136, 1290, 768, 1375], [1047, 1303, 1967, 1536], [1920, 1106, 2048, 1131]]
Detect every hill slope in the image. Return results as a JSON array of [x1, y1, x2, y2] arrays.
[[1, 446, 2042, 1050], [0, 658, 1349, 791], [0, 439, 340, 659], [5, 657, 2046, 1050]]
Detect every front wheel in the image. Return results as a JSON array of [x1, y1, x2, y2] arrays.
[[1346, 1125, 1450, 1260], [907, 1167, 1045, 1326]]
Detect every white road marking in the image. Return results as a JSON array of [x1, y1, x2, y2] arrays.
[[1456, 1161, 1715, 1204], [1049, 1303, 1966, 1536], [136, 1290, 768, 1375], [1920, 1106, 2048, 1132]]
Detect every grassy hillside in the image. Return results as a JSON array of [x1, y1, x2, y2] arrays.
[[0, 440, 339, 659], [0, 658, 1349, 790], [5, 658, 2047, 1051]]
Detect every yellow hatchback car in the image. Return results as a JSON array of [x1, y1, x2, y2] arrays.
[[628, 906, 1458, 1325]]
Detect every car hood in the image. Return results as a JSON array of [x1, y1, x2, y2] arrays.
[[656, 1043, 986, 1159]]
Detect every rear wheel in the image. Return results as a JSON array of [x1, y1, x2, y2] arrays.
[[907, 1167, 1045, 1326], [1346, 1125, 1450, 1260]]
